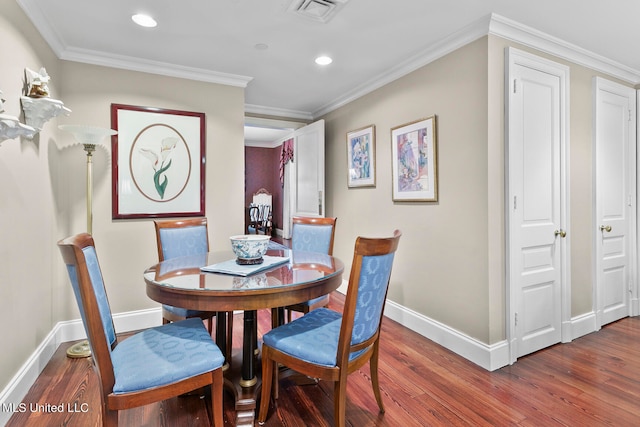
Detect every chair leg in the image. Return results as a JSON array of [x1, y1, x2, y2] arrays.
[[258, 349, 274, 424], [334, 379, 348, 427], [226, 311, 234, 363], [370, 343, 385, 413], [273, 357, 280, 400], [103, 407, 118, 427], [207, 316, 213, 335], [211, 369, 224, 427]]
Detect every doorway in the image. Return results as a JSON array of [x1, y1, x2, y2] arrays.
[[244, 117, 326, 237], [244, 120, 296, 236]]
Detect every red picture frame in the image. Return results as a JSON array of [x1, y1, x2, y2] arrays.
[[110, 103, 206, 219]]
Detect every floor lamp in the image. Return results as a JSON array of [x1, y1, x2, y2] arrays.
[[59, 125, 117, 358]]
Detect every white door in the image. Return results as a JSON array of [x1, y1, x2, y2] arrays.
[[282, 120, 325, 237], [594, 77, 636, 327], [506, 48, 569, 360], [291, 119, 325, 217]]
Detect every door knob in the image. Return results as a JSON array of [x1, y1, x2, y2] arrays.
[[554, 229, 567, 238], [600, 225, 612, 233]]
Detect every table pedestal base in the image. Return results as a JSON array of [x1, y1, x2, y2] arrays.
[[223, 349, 261, 426], [220, 310, 262, 426]]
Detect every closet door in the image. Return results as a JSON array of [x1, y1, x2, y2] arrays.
[[506, 48, 570, 360], [593, 77, 636, 327]]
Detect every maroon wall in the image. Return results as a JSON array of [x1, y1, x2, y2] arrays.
[[245, 146, 283, 231]]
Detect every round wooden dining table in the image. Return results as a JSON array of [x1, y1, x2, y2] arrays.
[[143, 248, 344, 427]]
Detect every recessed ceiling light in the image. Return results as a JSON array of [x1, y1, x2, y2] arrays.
[[132, 14, 157, 28], [315, 56, 333, 66]]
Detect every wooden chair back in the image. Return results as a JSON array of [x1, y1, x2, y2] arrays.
[[338, 230, 401, 368], [58, 233, 118, 402]]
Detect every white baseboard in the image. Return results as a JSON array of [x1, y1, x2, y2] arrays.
[[0, 308, 161, 426], [383, 301, 602, 372], [383, 299, 510, 371], [570, 311, 598, 340]]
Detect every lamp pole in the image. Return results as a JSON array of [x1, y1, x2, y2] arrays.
[[84, 143, 96, 234], [59, 125, 117, 358]]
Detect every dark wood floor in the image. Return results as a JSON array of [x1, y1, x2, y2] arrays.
[[7, 294, 640, 426]]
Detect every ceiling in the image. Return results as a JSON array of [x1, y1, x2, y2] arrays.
[[18, 0, 640, 124]]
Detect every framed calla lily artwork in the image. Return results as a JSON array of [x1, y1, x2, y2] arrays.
[[111, 104, 205, 219]]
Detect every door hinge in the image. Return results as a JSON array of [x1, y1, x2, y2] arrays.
[[513, 79, 518, 94], [515, 312, 518, 326], [629, 109, 633, 122], [513, 195, 517, 210]]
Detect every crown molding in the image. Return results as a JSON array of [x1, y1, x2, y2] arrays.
[[17, 0, 66, 56], [59, 47, 253, 87], [244, 104, 314, 121], [18, 0, 252, 88], [311, 14, 491, 118], [311, 13, 640, 118], [20, 0, 640, 118], [489, 13, 640, 85]]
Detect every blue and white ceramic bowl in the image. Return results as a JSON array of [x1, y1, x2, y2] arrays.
[[230, 234, 271, 261]]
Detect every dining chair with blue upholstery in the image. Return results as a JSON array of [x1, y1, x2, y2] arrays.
[[258, 230, 402, 427], [58, 233, 225, 427], [284, 216, 337, 322], [154, 218, 233, 360]]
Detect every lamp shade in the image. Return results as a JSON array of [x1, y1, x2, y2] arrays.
[[59, 124, 117, 146]]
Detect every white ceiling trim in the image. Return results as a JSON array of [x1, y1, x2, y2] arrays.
[[489, 14, 640, 85], [59, 47, 253, 88], [311, 14, 492, 118], [245, 104, 314, 121], [17, 0, 253, 88], [312, 13, 640, 119], [17, 0, 65, 56], [19, 0, 640, 119]]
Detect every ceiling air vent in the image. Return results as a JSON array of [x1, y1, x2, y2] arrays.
[[288, 0, 349, 23]]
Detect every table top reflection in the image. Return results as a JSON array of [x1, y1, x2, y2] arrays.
[[144, 249, 344, 312]]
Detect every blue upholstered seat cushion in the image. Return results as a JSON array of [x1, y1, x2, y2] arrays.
[[263, 307, 358, 367], [111, 318, 225, 394], [162, 304, 211, 319]]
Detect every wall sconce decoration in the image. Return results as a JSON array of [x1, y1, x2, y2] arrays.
[[20, 67, 71, 136], [0, 89, 36, 144]]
